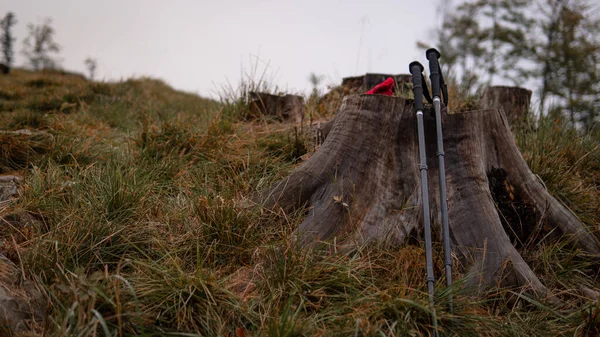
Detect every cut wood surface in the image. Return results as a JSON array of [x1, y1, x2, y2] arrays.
[[260, 94, 599, 296]]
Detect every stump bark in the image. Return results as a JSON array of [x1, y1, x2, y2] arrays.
[[248, 92, 304, 124], [261, 95, 600, 295], [482, 86, 532, 127]]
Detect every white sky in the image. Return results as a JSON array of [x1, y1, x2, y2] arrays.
[[6, 0, 444, 98]]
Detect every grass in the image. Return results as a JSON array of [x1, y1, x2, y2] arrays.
[[0, 68, 598, 336]]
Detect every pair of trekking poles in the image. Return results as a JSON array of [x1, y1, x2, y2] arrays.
[[409, 49, 453, 320]]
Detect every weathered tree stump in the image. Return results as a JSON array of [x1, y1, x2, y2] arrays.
[[482, 86, 532, 127], [248, 92, 304, 124], [318, 73, 412, 115], [260, 95, 599, 296], [341, 73, 412, 94], [0, 63, 9, 75]]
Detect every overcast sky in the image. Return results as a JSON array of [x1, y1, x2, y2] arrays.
[[6, 0, 445, 98]]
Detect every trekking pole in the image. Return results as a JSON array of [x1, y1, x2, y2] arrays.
[[426, 48, 453, 312], [409, 61, 436, 309]]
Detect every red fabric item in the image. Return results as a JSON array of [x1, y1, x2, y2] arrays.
[[366, 77, 394, 96]]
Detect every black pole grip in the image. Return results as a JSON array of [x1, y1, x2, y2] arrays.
[[426, 48, 441, 99], [422, 73, 433, 104], [409, 61, 425, 112]]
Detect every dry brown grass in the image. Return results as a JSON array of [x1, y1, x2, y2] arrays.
[[0, 68, 598, 336]]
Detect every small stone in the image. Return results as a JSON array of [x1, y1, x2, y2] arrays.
[[0, 256, 45, 333], [0, 175, 21, 203]]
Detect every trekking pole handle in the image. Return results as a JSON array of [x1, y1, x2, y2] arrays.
[[409, 61, 425, 112], [426, 48, 441, 100]]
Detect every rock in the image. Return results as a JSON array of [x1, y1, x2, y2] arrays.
[[0, 211, 42, 243], [0, 255, 45, 334], [0, 175, 21, 204], [580, 285, 600, 301]]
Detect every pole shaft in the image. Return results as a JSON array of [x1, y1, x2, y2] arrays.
[[411, 62, 437, 335], [434, 98, 452, 288], [428, 49, 453, 312], [417, 110, 436, 300]]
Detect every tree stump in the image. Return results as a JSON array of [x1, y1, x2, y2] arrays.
[[482, 86, 532, 127], [0, 63, 9, 75], [260, 95, 599, 295], [341, 73, 412, 94], [318, 73, 412, 116], [248, 92, 304, 124]]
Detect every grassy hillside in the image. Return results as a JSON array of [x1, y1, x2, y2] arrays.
[[0, 69, 598, 336]]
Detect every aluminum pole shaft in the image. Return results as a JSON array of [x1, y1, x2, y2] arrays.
[[427, 48, 453, 312], [434, 97, 452, 290], [417, 109, 436, 300], [409, 61, 436, 303]]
